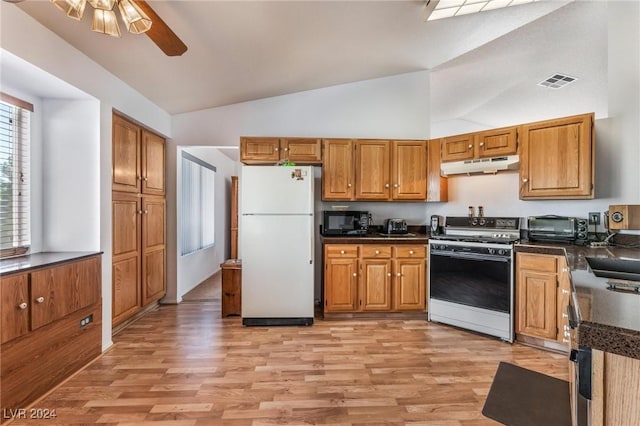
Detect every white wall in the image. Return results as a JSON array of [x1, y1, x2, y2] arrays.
[[41, 99, 100, 251], [166, 146, 237, 303], [1, 5, 173, 350]]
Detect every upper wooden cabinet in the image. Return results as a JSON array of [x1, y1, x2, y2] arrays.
[[392, 141, 428, 200], [519, 113, 594, 199], [441, 126, 518, 162], [112, 114, 141, 193], [355, 140, 391, 200], [322, 139, 355, 200], [112, 113, 166, 196], [240, 137, 322, 164]]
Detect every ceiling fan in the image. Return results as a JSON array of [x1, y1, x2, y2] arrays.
[[3, 0, 187, 56]]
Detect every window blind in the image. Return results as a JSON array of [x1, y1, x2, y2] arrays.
[[181, 151, 216, 256], [0, 94, 32, 258]]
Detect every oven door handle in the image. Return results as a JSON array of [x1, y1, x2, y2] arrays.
[[567, 304, 578, 329], [430, 251, 511, 263]]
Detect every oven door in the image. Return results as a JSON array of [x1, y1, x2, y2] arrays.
[[428, 241, 514, 342]]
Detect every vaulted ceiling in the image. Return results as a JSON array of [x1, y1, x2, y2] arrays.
[[8, 0, 585, 116]]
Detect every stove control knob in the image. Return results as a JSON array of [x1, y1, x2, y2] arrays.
[[498, 249, 507, 255], [479, 218, 486, 226], [471, 218, 479, 226], [488, 248, 495, 255]]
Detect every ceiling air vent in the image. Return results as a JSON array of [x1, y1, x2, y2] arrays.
[[538, 73, 577, 89]]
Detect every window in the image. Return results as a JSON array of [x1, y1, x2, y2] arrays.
[[0, 93, 32, 258], [181, 151, 216, 255]]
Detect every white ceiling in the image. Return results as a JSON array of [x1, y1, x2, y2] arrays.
[[10, 0, 576, 116]]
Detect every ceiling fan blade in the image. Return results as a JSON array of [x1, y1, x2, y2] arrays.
[[134, 0, 187, 57]]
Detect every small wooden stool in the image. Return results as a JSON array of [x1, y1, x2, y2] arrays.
[[220, 259, 241, 317]]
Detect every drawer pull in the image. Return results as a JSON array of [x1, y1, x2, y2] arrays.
[[561, 289, 569, 295], [375, 250, 380, 255], [397, 272, 402, 277], [385, 183, 390, 188], [468, 144, 473, 149], [352, 273, 357, 277], [340, 250, 345, 254], [18, 302, 28, 310], [387, 273, 391, 277], [409, 250, 414, 255], [35, 296, 45, 303]]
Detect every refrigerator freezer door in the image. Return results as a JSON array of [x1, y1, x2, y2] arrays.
[[241, 214, 314, 321], [241, 166, 314, 215]]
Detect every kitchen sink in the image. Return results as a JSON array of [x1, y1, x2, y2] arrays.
[[585, 257, 640, 282]]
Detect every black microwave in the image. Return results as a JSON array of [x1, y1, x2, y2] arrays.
[[322, 210, 370, 235]]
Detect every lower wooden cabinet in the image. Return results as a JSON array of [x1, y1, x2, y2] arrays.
[[324, 244, 426, 314], [591, 349, 640, 425], [1, 254, 102, 414], [515, 252, 570, 347]]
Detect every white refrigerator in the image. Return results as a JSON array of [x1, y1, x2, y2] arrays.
[[240, 165, 315, 326]]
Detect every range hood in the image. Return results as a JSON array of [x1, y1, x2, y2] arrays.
[[441, 155, 519, 176]]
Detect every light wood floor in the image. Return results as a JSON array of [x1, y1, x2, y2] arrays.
[[181, 272, 222, 302], [12, 302, 568, 425]]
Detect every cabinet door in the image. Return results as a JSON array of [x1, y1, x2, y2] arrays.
[[477, 126, 518, 158], [322, 139, 355, 200], [393, 258, 426, 311], [1, 274, 29, 344], [427, 139, 448, 202], [361, 258, 392, 311], [441, 133, 475, 162], [520, 113, 594, 199], [112, 114, 141, 193], [324, 256, 358, 312], [31, 261, 83, 329], [392, 141, 427, 200], [282, 138, 322, 163], [112, 192, 142, 325], [240, 137, 281, 164], [516, 268, 557, 340], [556, 257, 571, 345], [141, 130, 165, 196], [355, 140, 390, 200], [142, 197, 166, 306]]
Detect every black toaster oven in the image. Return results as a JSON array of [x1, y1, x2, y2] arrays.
[[527, 215, 588, 243]]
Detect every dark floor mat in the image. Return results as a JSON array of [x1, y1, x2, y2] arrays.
[[482, 361, 571, 426]]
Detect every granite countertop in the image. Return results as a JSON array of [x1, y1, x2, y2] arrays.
[[516, 239, 640, 360], [321, 225, 429, 244], [0, 251, 102, 276]]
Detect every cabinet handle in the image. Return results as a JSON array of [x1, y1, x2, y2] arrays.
[[138, 176, 143, 181], [138, 210, 143, 215], [347, 183, 352, 188], [375, 250, 380, 255], [562, 338, 570, 343], [385, 183, 390, 188], [275, 147, 279, 152], [340, 250, 345, 254], [409, 250, 414, 255], [352, 273, 357, 277], [522, 178, 529, 183], [562, 313, 569, 318], [562, 289, 569, 295], [35, 296, 45, 303], [468, 144, 473, 149], [479, 142, 484, 147], [284, 147, 288, 151], [397, 272, 401, 277], [393, 184, 399, 188], [18, 302, 28, 310], [387, 272, 391, 277], [144, 210, 149, 214]]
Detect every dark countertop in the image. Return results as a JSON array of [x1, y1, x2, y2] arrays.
[[0, 251, 102, 276], [321, 225, 429, 244], [516, 240, 640, 360]]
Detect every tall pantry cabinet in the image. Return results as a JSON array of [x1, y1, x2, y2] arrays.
[[111, 113, 166, 327]]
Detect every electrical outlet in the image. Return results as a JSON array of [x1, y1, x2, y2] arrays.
[[588, 212, 601, 225], [79, 314, 93, 328]]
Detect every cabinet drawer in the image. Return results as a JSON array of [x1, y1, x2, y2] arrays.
[[394, 246, 426, 258], [362, 245, 392, 258], [325, 245, 359, 258], [517, 253, 557, 272]]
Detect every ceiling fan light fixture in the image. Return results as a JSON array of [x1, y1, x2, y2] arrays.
[[50, 0, 86, 20], [118, 0, 152, 34], [92, 8, 121, 37], [87, 0, 116, 11]]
